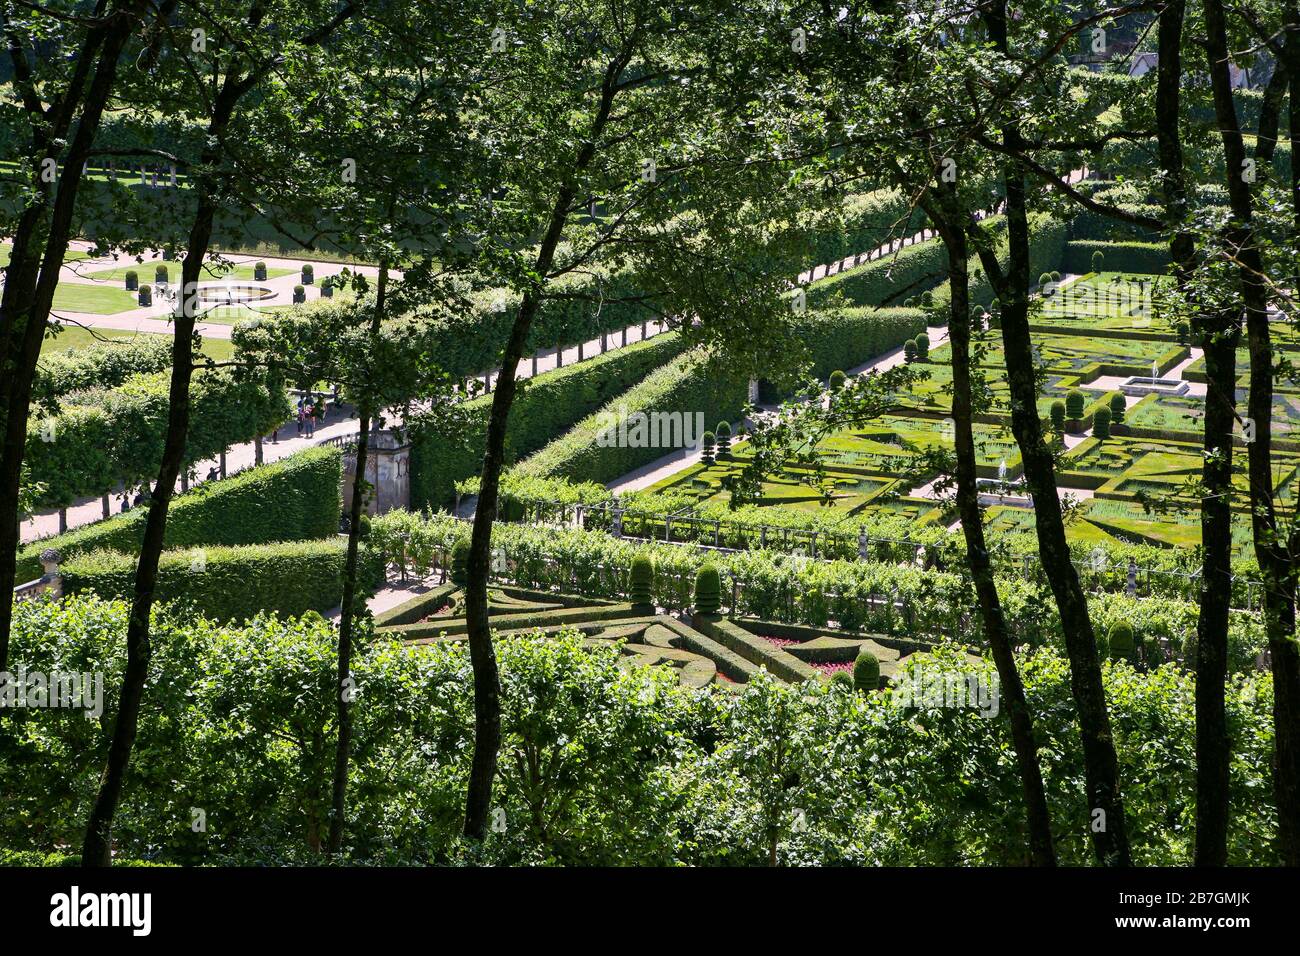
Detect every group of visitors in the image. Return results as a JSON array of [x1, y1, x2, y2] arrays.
[[296, 393, 328, 437]]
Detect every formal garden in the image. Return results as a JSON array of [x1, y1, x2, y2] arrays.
[[6, 3, 1300, 903]]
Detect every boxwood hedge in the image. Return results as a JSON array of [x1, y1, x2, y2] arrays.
[[62, 536, 381, 623], [1063, 240, 1171, 275], [15, 446, 341, 583], [33, 336, 173, 404]]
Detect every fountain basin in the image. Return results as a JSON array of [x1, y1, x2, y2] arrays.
[[193, 283, 275, 304], [976, 477, 1033, 508], [1119, 376, 1189, 397]]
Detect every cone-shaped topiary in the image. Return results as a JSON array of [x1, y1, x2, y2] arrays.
[[1108, 620, 1136, 662], [1093, 406, 1111, 439], [629, 554, 653, 607], [904, 338, 918, 363], [853, 650, 881, 692], [694, 563, 721, 614], [1109, 392, 1126, 424], [450, 539, 470, 585], [914, 332, 930, 360], [1066, 388, 1085, 420], [715, 421, 731, 456], [701, 431, 715, 465], [1050, 400, 1066, 432], [829, 369, 846, 392]]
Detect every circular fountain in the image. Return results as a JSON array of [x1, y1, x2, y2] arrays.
[[193, 283, 276, 305]]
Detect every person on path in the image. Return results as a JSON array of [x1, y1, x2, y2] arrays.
[[296, 397, 306, 436], [304, 400, 316, 438]]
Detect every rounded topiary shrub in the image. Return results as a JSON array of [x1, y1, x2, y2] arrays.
[[853, 650, 881, 693], [829, 369, 846, 392], [450, 539, 470, 586], [904, 338, 918, 363], [1051, 271, 1061, 282], [1039, 271, 1052, 288], [914, 332, 930, 360], [1065, 388, 1085, 421], [830, 670, 854, 689], [254, 261, 267, 281], [1108, 392, 1126, 424], [694, 563, 721, 615], [138, 285, 152, 306], [321, 279, 334, 299], [920, 290, 933, 308], [1108, 620, 1136, 663], [629, 554, 653, 606], [715, 421, 731, 456], [301, 263, 314, 284], [293, 284, 306, 304], [1050, 400, 1066, 433], [904, 296, 917, 308], [1091, 250, 1105, 274], [124, 270, 138, 291], [1093, 406, 1111, 439], [154, 264, 169, 284], [701, 431, 715, 466]]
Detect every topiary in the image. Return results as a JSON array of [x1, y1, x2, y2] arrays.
[[1050, 400, 1066, 433], [715, 421, 731, 456], [154, 264, 169, 284], [1039, 271, 1053, 288], [694, 563, 721, 614], [301, 263, 314, 284], [1093, 405, 1111, 439], [920, 290, 933, 308], [853, 650, 881, 692], [1050, 271, 1061, 282], [629, 554, 653, 606], [124, 270, 138, 291], [1107, 620, 1136, 663], [701, 431, 716, 465], [254, 261, 267, 281], [293, 284, 306, 304], [450, 539, 470, 585], [903, 338, 918, 363], [1065, 388, 1085, 421], [321, 279, 334, 299], [1108, 392, 1126, 424], [914, 332, 930, 360], [1091, 249, 1105, 274], [829, 670, 854, 689], [828, 369, 846, 392], [137, 285, 152, 307]]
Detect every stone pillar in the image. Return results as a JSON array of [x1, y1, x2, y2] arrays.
[[340, 429, 412, 516]]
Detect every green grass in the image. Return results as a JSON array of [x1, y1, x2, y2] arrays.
[[85, 261, 294, 282], [42, 325, 234, 363], [1, 243, 90, 269], [51, 284, 141, 314]]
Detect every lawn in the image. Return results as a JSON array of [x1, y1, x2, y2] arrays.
[[42, 325, 235, 363], [51, 283, 141, 314], [85, 261, 294, 282]]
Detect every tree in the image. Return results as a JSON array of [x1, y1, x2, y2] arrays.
[[0, 0, 151, 672]]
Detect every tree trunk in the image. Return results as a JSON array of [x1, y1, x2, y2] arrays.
[[326, 262, 389, 857], [0, 5, 140, 674], [463, 54, 628, 838], [1153, 0, 1233, 867], [934, 204, 1055, 866], [1203, 0, 1300, 865], [979, 0, 1131, 865]]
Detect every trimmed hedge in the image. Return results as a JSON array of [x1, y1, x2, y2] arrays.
[[62, 536, 382, 624], [803, 188, 928, 269], [1068, 204, 1163, 243], [805, 231, 948, 309], [33, 337, 173, 403], [25, 367, 291, 508], [15, 446, 341, 583], [792, 306, 929, 379], [409, 331, 689, 510], [514, 347, 750, 485], [1063, 240, 1171, 276]]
